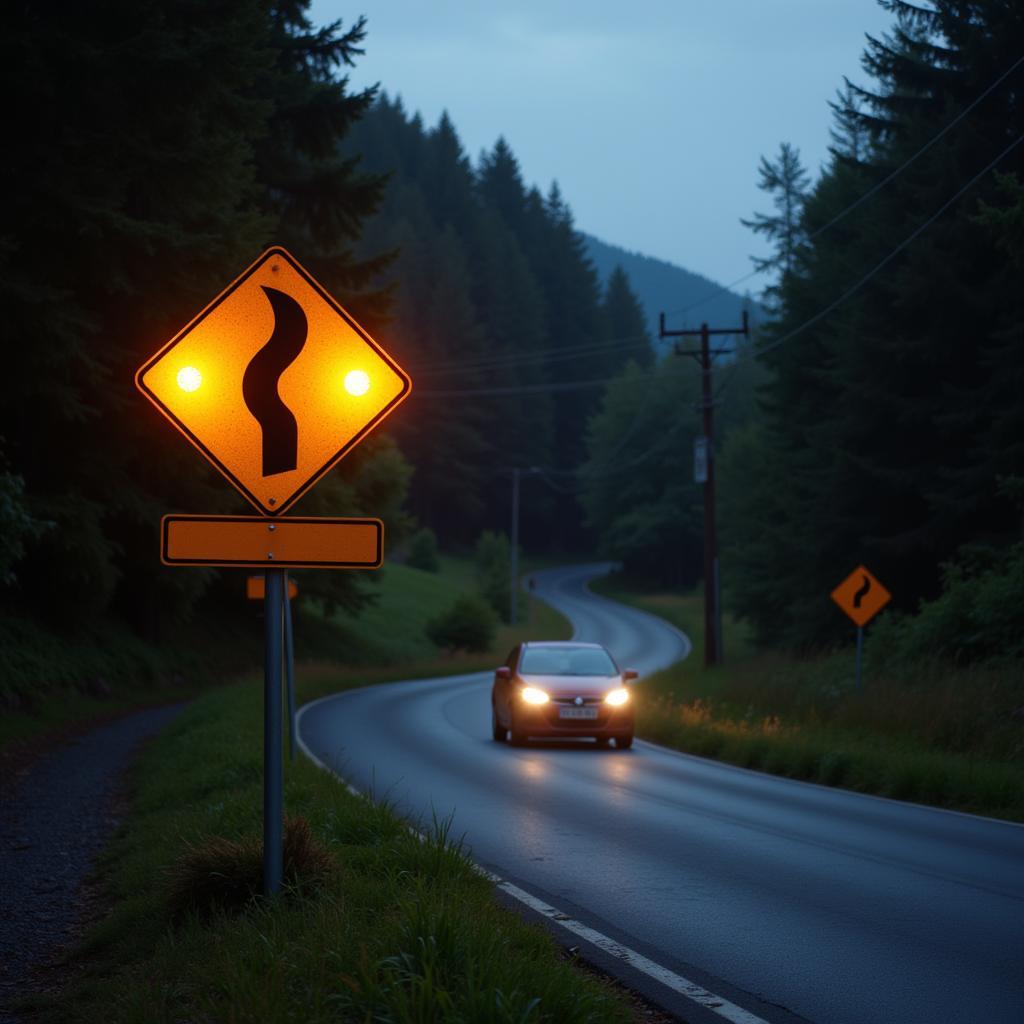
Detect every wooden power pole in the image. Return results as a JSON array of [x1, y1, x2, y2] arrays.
[[658, 311, 749, 667]]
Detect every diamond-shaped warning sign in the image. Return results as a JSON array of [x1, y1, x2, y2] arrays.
[[831, 565, 891, 627], [136, 247, 410, 515]]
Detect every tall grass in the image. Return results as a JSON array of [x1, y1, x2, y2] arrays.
[[594, 575, 1024, 821]]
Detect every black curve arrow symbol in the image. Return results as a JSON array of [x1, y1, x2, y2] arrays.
[[242, 287, 307, 477], [852, 574, 871, 609]]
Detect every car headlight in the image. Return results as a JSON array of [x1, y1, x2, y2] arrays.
[[604, 687, 630, 706], [520, 686, 549, 705]]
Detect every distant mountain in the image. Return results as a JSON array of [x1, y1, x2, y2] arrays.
[[582, 233, 761, 353]]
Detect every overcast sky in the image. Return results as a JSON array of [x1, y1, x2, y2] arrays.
[[310, 1, 895, 291]]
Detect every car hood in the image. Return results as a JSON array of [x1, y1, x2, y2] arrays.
[[519, 674, 623, 697]]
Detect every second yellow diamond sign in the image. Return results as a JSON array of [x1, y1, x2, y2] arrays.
[[136, 247, 411, 515]]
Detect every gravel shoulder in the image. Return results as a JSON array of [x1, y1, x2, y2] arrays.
[[0, 704, 185, 1020]]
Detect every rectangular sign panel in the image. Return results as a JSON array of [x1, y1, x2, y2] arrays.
[[162, 515, 383, 569], [694, 436, 709, 484]]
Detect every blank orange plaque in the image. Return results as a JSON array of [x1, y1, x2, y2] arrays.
[[162, 515, 383, 569]]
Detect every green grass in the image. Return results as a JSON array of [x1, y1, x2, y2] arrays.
[[592, 574, 1024, 822], [24, 668, 631, 1024], [9, 557, 593, 1021], [305, 557, 571, 666], [2, 556, 570, 759]]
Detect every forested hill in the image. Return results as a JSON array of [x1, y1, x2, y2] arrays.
[[582, 233, 759, 345], [344, 96, 657, 552]]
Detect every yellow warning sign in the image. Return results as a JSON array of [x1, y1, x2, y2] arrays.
[[831, 565, 891, 627], [136, 247, 410, 515]]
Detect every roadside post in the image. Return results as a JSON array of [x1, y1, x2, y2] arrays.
[[283, 570, 296, 762], [247, 572, 297, 762], [136, 246, 410, 894], [830, 565, 892, 690]]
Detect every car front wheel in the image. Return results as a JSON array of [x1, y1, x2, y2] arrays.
[[508, 712, 527, 746], [491, 706, 506, 742], [615, 734, 634, 750]]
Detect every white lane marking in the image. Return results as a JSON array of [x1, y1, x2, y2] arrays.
[[476, 867, 769, 1024], [296, 691, 769, 1024]]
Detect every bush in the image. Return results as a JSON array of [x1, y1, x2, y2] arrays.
[[869, 541, 1024, 666], [475, 531, 511, 622], [426, 595, 497, 654], [406, 527, 440, 572]]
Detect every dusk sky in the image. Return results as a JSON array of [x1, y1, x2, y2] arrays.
[[311, 0, 895, 292]]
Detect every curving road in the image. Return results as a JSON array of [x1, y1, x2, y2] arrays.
[[299, 564, 1024, 1024]]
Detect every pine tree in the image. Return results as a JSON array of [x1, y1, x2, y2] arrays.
[[602, 266, 654, 369]]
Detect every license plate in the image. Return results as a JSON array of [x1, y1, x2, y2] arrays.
[[559, 707, 598, 720]]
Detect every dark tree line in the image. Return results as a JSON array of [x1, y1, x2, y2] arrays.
[[719, 0, 1024, 650], [345, 99, 653, 552], [1, 3, 655, 665], [1, 2, 408, 641]]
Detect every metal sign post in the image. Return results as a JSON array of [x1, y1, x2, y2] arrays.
[[284, 570, 296, 762], [263, 568, 284, 895], [855, 625, 865, 692]]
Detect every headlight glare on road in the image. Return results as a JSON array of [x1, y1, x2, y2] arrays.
[[521, 686, 549, 705], [605, 687, 630, 706]]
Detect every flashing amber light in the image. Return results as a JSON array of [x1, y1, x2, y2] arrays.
[[344, 369, 370, 396], [177, 366, 202, 392]]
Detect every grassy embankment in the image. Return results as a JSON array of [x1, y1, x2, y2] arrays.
[[593, 576, 1024, 822], [18, 561, 639, 1023], [0, 555, 561, 755]]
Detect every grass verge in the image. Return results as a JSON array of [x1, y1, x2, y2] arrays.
[[22, 667, 631, 1024], [592, 575, 1024, 822], [2, 557, 569, 760]]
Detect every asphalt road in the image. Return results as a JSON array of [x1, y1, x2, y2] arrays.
[[299, 564, 1024, 1024]]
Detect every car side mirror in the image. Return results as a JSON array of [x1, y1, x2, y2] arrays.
[[495, 666, 511, 681], [623, 669, 639, 682]]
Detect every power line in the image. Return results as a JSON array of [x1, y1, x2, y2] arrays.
[[415, 367, 657, 399], [663, 52, 1024, 321], [414, 332, 652, 378], [714, 130, 1024, 396]]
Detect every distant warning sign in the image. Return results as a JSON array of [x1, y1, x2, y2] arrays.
[[831, 565, 891, 627], [136, 247, 410, 516]]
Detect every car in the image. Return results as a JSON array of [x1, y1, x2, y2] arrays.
[[491, 641, 638, 749]]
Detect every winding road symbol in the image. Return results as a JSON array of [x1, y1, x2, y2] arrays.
[[852, 573, 871, 609], [242, 287, 307, 477], [135, 246, 411, 515], [831, 565, 891, 627]]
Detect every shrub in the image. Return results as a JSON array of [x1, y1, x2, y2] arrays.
[[475, 531, 511, 622], [406, 527, 440, 572], [426, 595, 497, 654], [869, 541, 1024, 666], [166, 816, 334, 918]]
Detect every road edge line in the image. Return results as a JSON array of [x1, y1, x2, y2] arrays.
[[295, 690, 771, 1024]]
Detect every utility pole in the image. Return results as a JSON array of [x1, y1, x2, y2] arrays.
[[510, 467, 520, 625], [509, 467, 541, 625], [659, 311, 749, 667]]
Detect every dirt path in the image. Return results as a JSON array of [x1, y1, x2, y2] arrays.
[[0, 704, 185, 1021]]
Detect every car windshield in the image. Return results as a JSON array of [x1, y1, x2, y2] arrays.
[[519, 646, 618, 677]]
